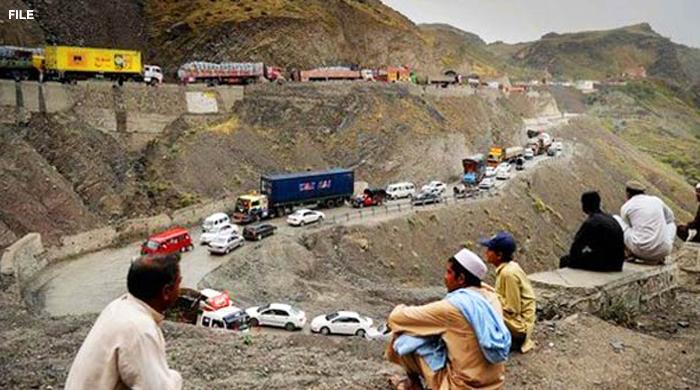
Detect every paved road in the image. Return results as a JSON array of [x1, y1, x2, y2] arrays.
[[32, 116, 572, 316]]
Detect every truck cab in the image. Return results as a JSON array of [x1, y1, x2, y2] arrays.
[[232, 194, 269, 224], [143, 65, 163, 85]]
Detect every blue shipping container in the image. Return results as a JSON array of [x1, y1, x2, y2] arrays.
[[260, 168, 354, 207]]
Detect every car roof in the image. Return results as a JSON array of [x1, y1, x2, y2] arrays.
[[337, 310, 360, 318], [200, 288, 224, 298], [148, 227, 189, 242], [204, 213, 228, 222], [268, 303, 293, 311], [205, 306, 243, 319]]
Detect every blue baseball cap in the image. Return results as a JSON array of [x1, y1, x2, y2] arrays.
[[479, 231, 516, 255]]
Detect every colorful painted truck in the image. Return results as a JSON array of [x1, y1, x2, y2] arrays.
[[177, 61, 283, 85], [233, 169, 354, 223], [295, 67, 362, 82], [0, 46, 44, 80], [43, 46, 144, 82], [487, 147, 505, 167], [462, 154, 486, 185]]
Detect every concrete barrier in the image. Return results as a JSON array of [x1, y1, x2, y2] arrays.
[[530, 262, 678, 318], [45, 226, 118, 261]]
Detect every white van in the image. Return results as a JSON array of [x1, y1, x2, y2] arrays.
[[385, 182, 416, 200], [202, 213, 231, 233], [143, 65, 163, 85]]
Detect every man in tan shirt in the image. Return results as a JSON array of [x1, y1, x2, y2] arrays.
[[386, 249, 506, 390], [480, 231, 536, 353], [65, 254, 183, 390]]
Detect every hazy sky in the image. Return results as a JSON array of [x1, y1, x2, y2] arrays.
[[382, 0, 700, 48]]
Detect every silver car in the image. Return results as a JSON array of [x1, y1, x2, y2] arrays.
[[207, 232, 244, 255]]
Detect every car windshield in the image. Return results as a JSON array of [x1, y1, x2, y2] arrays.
[[223, 311, 245, 324], [258, 304, 271, 311], [325, 312, 339, 321], [235, 198, 250, 213], [145, 240, 159, 249]]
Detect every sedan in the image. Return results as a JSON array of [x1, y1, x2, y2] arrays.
[[310, 311, 373, 337], [242, 224, 277, 241], [200, 223, 240, 246], [479, 178, 495, 190], [245, 303, 306, 331], [421, 181, 446, 195], [365, 322, 392, 341], [207, 232, 244, 255], [287, 209, 325, 226], [485, 166, 497, 177], [411, 191, 442, 206]]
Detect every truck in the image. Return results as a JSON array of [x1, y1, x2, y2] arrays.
[[43, 46, 144, 83], [487, 147, 504, 167], [296, 67, 362, 82], [462, 154, 486, 186], [526, 130, 553, 155], [503, 146, 524, 162], [177, 61, 283, 85], [232, 168, 354, 223], [0, 46, 44, 80]]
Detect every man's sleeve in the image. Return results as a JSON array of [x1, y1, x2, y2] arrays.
[[118, 331, 182, 390], [569, 221, 591, 262], [387, 301, 450, 336], [497, 273, 522, 318], [662, 202, 675, 224]]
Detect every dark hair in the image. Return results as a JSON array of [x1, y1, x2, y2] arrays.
[[127, 253, 181, 301], [626, 188, 645, 197], [581, 191, 601, 213], [448, 257, 481, 288]]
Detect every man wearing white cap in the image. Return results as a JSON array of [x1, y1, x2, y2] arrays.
[[386, 249, 509, 390], [676, 183, 700, 243], [616, 180, 676, 263]]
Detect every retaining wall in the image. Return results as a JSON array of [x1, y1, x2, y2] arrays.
[[0, 233, 45, 296]]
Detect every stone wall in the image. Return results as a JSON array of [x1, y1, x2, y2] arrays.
[[45, 227, 118, 261], [530, 262, 679, 319]]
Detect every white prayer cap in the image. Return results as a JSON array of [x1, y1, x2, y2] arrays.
[[696, 182, 700, 190], [453, 249, 488, 280]]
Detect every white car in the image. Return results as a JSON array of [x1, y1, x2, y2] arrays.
[[552, 141, 563, 151], [200, 223, 240, 246], [365, 322, 392, 341], [385, 182, 416, 200], [310, 311, 373, 337], [479, 177, 495, 190], [287, 209, 325, 226], [496, 163, 512, 180], [485, 166, 497, 177], [421, 181, 446, 195], [245, 303, 306, 331], [202, 212, 231, 233], [524, 149, 534, 160], [196, 306, 250, 332], [207, 232, 244, 255], [143, 65, 164, 85]]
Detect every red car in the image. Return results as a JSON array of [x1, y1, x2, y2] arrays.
[[352, 188, 387, 208], [141, 227, 193, 255]]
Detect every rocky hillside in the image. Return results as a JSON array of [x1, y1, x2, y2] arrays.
[[488, 23, 700, 88]]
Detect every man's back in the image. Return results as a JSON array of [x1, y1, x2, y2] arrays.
[[65, 294, 182, 390], [388, 287, 505, 389], [570, 211, 624, 271], [621, 194, 671, 250]]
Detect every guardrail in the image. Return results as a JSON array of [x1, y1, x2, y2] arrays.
[[323, 189, 499, 225]]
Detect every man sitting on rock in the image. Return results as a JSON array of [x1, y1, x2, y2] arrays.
[[676, 183, 700, 243], [615, 180, 676, 264], [386, 249, 510, 390], [480, 231, 537, 353], [560, 191, 625, 272]]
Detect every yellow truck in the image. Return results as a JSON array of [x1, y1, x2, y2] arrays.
[[487, 147, 504, 167], [43, 46, 143, 82]]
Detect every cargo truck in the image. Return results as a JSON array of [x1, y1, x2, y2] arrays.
[[0, 46, 44, 80], [487, 147, 504, 167], [43, 46, 145, 83], [232, 169, 354, 224], [177, 61, 283, 85], [503, 146, 524, 162], [295, 67, 362, 82], [462, 154, 486, 186]]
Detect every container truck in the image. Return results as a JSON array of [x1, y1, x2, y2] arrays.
[[43, 46, 143, 82], [0, 46, 44, 80], [296, 67, 362, 82], [232, 168, 354, 224], [503, 146, 524, 162], [462, 154, 486, 186], [178, 61, 283, 85]]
